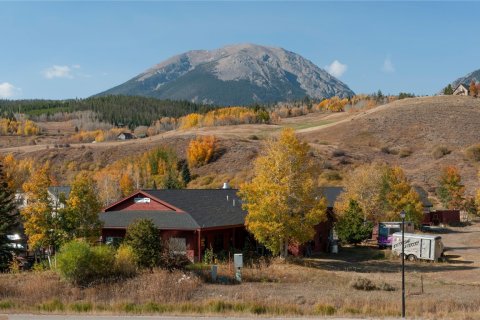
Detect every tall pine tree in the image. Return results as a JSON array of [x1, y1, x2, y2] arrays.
[[0, 160, 19, 271]]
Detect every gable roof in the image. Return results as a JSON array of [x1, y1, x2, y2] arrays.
[[100, 189, 246, 230], [454, 83, 469, 92], [319, 186, 344, 208], [48, 186, 71, 199], [145, 189, 246, 228], [413, 186, 433, 207]]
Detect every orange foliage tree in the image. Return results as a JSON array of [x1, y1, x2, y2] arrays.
[[187, 135, 217, 168]]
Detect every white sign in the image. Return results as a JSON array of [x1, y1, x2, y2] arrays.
[[134, 197, 151, 203]]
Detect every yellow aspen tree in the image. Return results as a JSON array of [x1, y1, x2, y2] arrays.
[[21, 162, 58, 250], [62, 171, 102, 242], [239, 128, 327, 257], [383, 166, 424, 225], [119, 172, 135, 196]]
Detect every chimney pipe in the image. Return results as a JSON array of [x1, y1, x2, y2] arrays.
[[233, 199, 236, 207], [222, 182, 230, 189]]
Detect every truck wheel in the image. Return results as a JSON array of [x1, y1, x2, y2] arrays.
[[407, 254, 417, 262]]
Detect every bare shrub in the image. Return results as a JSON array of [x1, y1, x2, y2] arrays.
[[350, 277, 377, 291], [323, 170, 342, 181], [432, 145, 451, 159], [332, 149, 346, 157], [465, 144, 480, 161], [399, 147, 412, 158]]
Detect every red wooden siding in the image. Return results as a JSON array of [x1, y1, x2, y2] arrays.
[[423, 210, 460, 226]]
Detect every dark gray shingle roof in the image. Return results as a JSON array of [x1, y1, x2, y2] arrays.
[[100, 189, 247, 230], [319, 186, 344, 208], [145, 189, 247, 228], [100, 210, 199, 230]]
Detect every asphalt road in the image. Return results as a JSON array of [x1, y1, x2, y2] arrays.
[[1, 315, 391, 320]]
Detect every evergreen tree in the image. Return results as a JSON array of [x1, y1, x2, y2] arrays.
[[124, 219, 161, 270], [177, 159, 191, 186], [443, 84, 454, 95], [162, 169, 183, 189], [335, 199, 373, 245], [0, 160, 19, 271]]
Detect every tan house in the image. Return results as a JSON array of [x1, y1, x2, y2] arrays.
[[453, 83, 469, 96]]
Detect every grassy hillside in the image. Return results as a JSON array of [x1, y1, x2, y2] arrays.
[[4, 95, 480, 202], [300, 95, 480, 196]]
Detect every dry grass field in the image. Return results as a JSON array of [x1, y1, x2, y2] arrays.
[[1, 219, 479, 319]]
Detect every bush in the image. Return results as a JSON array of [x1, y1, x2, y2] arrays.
[[432, 145, 451, 159], [314, 304, 336, 316], [350, 277, 377, 291], [332, 149, 345, 157], [161, 250, 192, 271], [380, 146, 398, 155], [350, 277, 396, 292], [465, 144, 480, 162], [56, 240, 118, 287], [115, 244, 138, 277], [323, 171, 342, 181], [399, 147, 412, 158]]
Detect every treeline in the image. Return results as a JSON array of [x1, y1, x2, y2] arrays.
[[0, 96, 218, 128]]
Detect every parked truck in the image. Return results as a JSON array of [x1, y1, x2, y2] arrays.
[[377, 221, 414, 248], [392, 233, 444, 262]]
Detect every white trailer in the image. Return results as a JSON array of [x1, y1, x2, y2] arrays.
[[392, 233, 444, 262]]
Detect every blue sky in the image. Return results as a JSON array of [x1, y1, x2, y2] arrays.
[[0, 1, 479, 100]]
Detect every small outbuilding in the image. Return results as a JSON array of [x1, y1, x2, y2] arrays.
[[423, 210, 460, 226], [117, 132, 135, 140]]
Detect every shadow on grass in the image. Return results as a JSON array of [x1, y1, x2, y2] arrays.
[[293, 246, 478, 274]]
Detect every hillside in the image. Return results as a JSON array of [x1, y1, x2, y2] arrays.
[[300, 95, 480, 196], [4, 95, 480, 203], [96, 43, 354, 105]]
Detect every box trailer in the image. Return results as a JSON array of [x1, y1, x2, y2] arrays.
[[392, 233, 444, 262], [377, 222, 414, 248]]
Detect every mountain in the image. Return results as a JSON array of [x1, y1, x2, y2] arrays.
[[96, 44, 354, 105], [450, 69, 480, 89]]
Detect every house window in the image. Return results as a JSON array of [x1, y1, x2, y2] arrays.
[[169, 237, 187, 254], [105, 236, 123, 247]]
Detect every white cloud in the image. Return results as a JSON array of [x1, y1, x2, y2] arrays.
[[43, 65, 74, 79], [382, 57, 395, 73], [325, 60, 348, 78], [0, 82, 21, 98]]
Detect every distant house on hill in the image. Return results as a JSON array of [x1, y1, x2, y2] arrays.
[[453, 83, 469, 96], [117, 132, 134, 140], [15, 185, 71, 211], [48, 186, 71, 211]]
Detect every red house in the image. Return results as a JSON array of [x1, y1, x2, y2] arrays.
[[100, 188, 340, 260], [100, 189, 248, 261]]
